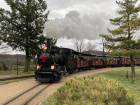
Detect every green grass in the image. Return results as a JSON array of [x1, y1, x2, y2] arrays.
[[0, 71, 34, 76], [11, 71, 34, 77], [0, 65, 36, 85], [0, 71, 34, 85], [7, 65, 36, 71], [96, 67, 140, 105], [45, 75, 135, 105]]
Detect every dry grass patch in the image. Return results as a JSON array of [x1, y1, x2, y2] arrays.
[[45, 75, 134, 105]]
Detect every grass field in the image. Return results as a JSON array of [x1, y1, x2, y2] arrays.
[[0, 65, 35, 77], [0, 71, 34, 85], [97, 67, 140, 105], [45, 67, 140, 105]]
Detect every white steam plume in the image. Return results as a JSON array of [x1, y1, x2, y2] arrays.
[[44, 10, 111, 40]]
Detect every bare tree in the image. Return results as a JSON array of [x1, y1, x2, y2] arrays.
[[72, 39, 97, 54], [98, 36, 112, 56], [83, 42, 96, 54], [72, 39, 85, 52]]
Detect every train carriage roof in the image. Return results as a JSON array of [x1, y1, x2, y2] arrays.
[[59, 47, 96, 57], [73, 51, 96, 57], [59, 47, 75, 53]]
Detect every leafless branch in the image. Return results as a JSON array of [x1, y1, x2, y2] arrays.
[[72, 39, 85, 52]]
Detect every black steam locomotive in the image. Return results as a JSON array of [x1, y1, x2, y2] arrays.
[[35, 38, 74, 82]]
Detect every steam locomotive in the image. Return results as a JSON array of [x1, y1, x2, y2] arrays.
[[35, 38, 140, 82], [35, 38, 74, 82]]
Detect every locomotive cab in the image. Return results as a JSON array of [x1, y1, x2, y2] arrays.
[[59, 48, 75, 73]]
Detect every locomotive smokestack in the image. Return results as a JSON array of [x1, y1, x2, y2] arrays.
[[46, 38, 52, 51]]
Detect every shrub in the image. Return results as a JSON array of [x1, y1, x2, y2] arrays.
[[46, 75, 134, 105]]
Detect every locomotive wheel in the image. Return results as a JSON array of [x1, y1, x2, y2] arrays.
[[50, 76, 59, 82], [50, 72, 63, 82], [69, 69, 74, 74], [67, 67, 74, 74]]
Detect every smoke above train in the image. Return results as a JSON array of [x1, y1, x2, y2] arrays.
[[44, 11, 113, 40]]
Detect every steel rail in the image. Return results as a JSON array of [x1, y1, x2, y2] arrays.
[[2, 83, 42, 105], [22, 83, 52, 105]]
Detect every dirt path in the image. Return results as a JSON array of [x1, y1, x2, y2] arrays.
[[0, 67, 129, 105]]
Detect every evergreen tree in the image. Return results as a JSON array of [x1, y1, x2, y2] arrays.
[[100, 0, 140, 82], [0, 0, 49, 72]]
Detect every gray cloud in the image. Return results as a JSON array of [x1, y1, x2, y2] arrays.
[[44, 0, 121, 41], [44, 10, 113, 40], [46, 0, 119, 19], [47, 0, 115, 10]]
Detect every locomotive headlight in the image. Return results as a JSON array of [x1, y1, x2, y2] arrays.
[[51, 65, 54, 70], [44, 45, 47, 50], [37, 64, 40, 70]]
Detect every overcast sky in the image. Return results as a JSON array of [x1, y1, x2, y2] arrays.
[[45, 0, 120, 50], [0, 0, 140, 53], [45, 0, 118, 39]]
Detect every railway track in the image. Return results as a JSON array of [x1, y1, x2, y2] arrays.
[[2, 83, 52, 105]]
